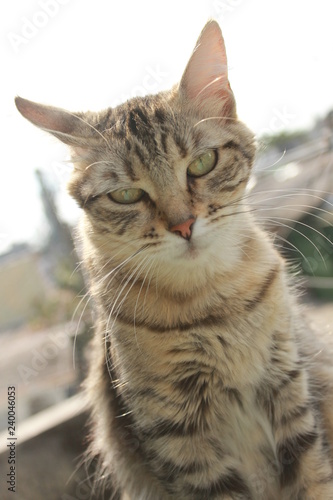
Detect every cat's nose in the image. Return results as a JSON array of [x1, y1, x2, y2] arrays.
[[170, 217, 196, 241]]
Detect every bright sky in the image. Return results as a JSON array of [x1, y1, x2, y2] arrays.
[[2, 0, 333, 253]]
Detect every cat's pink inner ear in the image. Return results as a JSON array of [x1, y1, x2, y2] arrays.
[[180, 21, 234, 112], [15, 96, 99, 148], [15, 97, 76, 135]]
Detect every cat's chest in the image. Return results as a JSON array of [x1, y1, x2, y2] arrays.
[[219, 390, 279, 496], [114, 324, 281, 498], [184, 386, 279, 498], [124, 371, 279, 498]]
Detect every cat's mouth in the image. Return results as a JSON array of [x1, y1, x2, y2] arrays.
[[173, 238, 202, 261], [185, 241, 200, 259]]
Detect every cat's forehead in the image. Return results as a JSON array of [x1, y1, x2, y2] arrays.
[[91, 96, 186, 184], [106, 94, 187, 153], [97, 94, 233, 181]]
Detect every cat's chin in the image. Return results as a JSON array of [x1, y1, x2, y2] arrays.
[[172, 239, 208, 263], [168, 228, 218, 263], [183, 242, 201, 260]]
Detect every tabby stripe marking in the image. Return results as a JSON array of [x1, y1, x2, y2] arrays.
[[115, 310, 226, 333], [116, 212, 140, 236], [217, 176, 248, 192], [146, 449, 206, 484], [186, 468, 251, 498], [217, 334, 229, 348], [123, 159, 137, 181], [273, 368, 301, 396], [223, 139, 253, 161], [139, 416, 202, 439], [128, 109, 139, 135], [278, 429, 319, 487], [134, 107, 150, 127], [97, 110, 113, 132], [280, 404, 309, 426], [128, 107, 160, 162], [94, 207, 140, 234], [160, 131, 168, 153], [154, 107, 167, 124], [224, 387, 243, 409], [175, 372, 209, 397], [153, 458, 206, 484], [174, 134, 188, 158], [245, 266, 279, 311], [321, 432, 332, 456], [128, 387, 183, 409]]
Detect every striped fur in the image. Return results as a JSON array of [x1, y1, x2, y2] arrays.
[[15, 20, 333, 500]]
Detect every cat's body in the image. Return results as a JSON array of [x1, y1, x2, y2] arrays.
[[16, 21, 333, 499]]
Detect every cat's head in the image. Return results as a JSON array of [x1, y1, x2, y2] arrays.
[[15, 21, 255, 282]]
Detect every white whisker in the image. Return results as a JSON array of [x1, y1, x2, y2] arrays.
[[133, 256, 156, 352], [63, 109, 111, 149], [254, 150, 287, 171], [258, 216, 328, 271]]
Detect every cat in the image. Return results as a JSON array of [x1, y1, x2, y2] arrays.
[[15, 20, 333, 500]]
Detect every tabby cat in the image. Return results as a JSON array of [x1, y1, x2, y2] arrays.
[[15, 20, 333, 500]]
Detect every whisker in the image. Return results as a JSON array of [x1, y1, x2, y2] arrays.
[[253, 150, 287, 171], [110, 254, 150, 326], [104, 253, 150, 381], [244, 188, 333, 208], [253, 204, 333, 226], [258, 217, 328, 271], [142, 258, 159, 312], [193, 115, 238, 128], [196, 75, 224, 98], [62, 108, 111, 148], [133, 256, 156, 352], [85, 160, 111, 171], [99, 244, 151, 292], [265, 215, 332, 252], [208, 207, 258, 224], [72, 292, 92, 369], [268, 231, 313, 270]]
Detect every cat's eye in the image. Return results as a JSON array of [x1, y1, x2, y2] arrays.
[[108, 188, 145, 204], [187, 150, 218, 178]]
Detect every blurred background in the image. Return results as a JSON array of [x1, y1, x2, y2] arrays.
[[1, 0, 333, 498]]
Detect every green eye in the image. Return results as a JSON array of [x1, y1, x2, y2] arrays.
[[187, 150, 218, 178], [108, 188, 144, 204]]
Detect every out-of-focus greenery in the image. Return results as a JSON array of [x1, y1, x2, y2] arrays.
[[261, 130, 310, 152], [286, 208, 333, 299]]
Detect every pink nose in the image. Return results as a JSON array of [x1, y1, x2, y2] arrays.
[[170, 217, 196, 241]]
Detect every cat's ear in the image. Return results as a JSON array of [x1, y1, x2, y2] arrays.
[[15, 96, 100, 148], [179, 20, 235, 116]]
